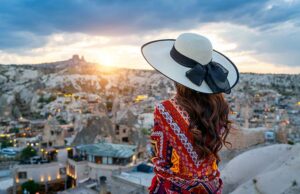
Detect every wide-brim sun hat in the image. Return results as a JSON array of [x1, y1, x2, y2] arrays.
[[141, 33, 239, 94]]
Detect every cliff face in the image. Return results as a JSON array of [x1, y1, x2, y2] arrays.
[[72, 114, 114, 145]]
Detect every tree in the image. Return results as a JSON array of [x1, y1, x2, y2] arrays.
[[21, 180, 40, 194], [20, 146, 37, 160], [0, 137, 13, 149], [141, 128, 151, 136], [9, 127, 20, 134]]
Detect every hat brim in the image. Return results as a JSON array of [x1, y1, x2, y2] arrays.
[[141, 39, 239, 94]]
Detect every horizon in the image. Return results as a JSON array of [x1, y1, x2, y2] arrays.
[[1, 54, 300, 75], [0, 1, 300, 73]]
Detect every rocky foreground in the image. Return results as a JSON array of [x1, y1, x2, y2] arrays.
[[222, 143, 300, 194]]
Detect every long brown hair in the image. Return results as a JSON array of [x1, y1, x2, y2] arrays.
[[175, 82, 231, 160]]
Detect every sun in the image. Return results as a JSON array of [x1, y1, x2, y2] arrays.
[[96, 54, 115, 67], [85, 50, 117, 67]]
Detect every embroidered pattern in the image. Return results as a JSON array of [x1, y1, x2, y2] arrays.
[[170, 149, 180, 173], [170, 97, 190, 124], [151, 131, 164, 157], [157, 103, 202, 168]]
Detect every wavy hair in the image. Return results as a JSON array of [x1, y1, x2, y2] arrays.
[[175, 82, 231, 160]]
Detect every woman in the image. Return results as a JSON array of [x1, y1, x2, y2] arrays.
[[141, 33, 239, 194]]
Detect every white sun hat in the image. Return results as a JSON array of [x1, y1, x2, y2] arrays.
[[141, 33, 239, 94]]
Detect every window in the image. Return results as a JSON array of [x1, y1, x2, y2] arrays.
[[88, 155, 93, 162], [113, 157, 119, 164], [122, 137, 129, 142], [59, 167, 66, 175], [95, 156, 102, 164], [41, 142, 47, 148], [102, 157, 108, 164], [108, 157, 112, 164], [18, 172, 27, 179]]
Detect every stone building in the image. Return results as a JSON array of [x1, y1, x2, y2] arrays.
[[224, 127, 268, 150], [42, 117, 65, 147]]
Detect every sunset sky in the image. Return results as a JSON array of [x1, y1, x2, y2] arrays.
[[0, 0, 300, 73]]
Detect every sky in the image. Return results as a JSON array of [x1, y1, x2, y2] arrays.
[[0, 0, 300, 73]]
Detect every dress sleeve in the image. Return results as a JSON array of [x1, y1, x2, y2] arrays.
[[149, 105, 174, 193], [150, 105, 172, 167]]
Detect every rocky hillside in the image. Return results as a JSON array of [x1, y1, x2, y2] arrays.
[[0, 55, 170, 119], [1, 55, 299, 120], [1, 55, 300, 145], [221, 144, 300, 194]]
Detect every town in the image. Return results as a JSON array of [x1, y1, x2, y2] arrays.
[[0, 56, 300, 194]]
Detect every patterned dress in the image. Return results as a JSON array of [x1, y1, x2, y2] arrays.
[[149, 98, 223, 194]]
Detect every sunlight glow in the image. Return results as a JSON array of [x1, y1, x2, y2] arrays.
[[0, 24, 299, 73]]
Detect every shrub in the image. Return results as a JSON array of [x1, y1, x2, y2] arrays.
[[9, 127, 20, 134], [0, 137, 13, 149], [20, 146, 37, 160], [287, 140, 295, 145], [21, 180, 40, 194], [141, 128, 151, 136]]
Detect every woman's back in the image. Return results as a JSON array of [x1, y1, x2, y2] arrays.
[[149, 97, 223, 194]]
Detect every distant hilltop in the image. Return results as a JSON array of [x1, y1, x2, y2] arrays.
[[0, 54, 150, 75], [0, 54, 85, 66], [71, 54, 85, 63], [28, 54, 91, 71]]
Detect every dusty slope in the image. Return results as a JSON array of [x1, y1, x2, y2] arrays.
[[221, 144, 300, 194]]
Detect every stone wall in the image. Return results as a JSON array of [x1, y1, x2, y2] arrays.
[[224, 127, 267, 150]]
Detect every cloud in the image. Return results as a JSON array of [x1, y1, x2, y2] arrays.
[[1, 22, 300, 74], [209, 22, 300, 67], [0, 1, 299, 46], [0, 31, 48, 51], [0, 0, 300, 72]]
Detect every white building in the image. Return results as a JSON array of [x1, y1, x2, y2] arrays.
[[67, 142, 137, 187]]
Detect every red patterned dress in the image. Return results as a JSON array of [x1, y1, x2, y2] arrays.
[[149, 98, 223, 194]]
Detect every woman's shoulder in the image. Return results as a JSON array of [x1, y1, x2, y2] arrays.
[[154, 98, 171, 109], [154, 97, 190, 124], [153, 98, 176, 116], [152, 99, 173, 121]]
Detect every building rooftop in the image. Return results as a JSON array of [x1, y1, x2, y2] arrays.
[[76, 142, 137, 158], [115, 171, 154, 187], [57, 186, 97, 194]]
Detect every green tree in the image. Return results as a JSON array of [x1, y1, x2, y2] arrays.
[[9, 127, 19, 134], [20, 146, 37, 160], [0, 137, 13, 149], [21, 180, 40, 194], [141, 128, 151, 136]]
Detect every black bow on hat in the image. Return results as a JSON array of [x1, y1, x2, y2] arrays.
[[170, 46, 231, 94]]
